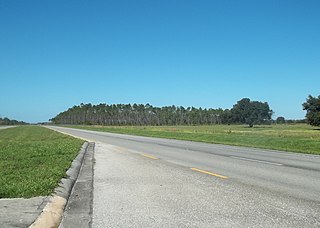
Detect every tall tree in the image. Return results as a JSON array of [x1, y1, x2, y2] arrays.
[[303, 95, 320, 126], [230, 98, 273, 127]]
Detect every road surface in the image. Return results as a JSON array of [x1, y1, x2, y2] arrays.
[[47, 126, 320, 227], [0, 126, 16, 130]]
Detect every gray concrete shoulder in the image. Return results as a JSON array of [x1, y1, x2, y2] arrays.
[[0, 196, 49, 228], [59, 142, 95, 228]]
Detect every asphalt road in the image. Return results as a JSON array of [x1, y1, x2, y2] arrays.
[[0, 126, 16, 130], [47, 126, 320, 227]]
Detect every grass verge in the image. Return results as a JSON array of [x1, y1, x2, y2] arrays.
[[67, 124, 320, 155], [0, 126, 84, 198]]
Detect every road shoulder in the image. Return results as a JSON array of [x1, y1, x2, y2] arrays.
[[59, 142, 94, 228], [0, 197, 48, 228]]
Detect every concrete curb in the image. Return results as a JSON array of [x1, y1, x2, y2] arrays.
[[59, 142, 95, 228], [29, 142, 89, 228]]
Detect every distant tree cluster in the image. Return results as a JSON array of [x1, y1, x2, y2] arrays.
[[275, 118, 306, 124], [0, 117, 27, 125], [276, 116, 286, 124], [51, 103, 226, 125], [50, 98, 273, 127]]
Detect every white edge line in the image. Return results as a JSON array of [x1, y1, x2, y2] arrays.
[[230, 156, 283, 166]]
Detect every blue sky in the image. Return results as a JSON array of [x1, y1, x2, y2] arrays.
[[0, 0, 319, 123]]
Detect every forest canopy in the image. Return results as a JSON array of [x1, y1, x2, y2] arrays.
[[50, 99, 273, 127]]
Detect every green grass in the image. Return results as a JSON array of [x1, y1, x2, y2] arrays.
[[68, 124, 320, 155], [0, 126, 84, 198]]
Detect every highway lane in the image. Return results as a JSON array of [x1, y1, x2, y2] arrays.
[[0, 126, 16, 130], [47, 126, 320, 227]]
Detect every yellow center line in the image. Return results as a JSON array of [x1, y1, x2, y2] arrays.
[[141, 153, 159, 160], [191, 167, 228, 179]]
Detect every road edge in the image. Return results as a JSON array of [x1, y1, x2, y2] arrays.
[[29, 142, 89, 228]]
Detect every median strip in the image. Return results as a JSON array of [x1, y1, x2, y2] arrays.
[[141, 153, 159, 160], [191, 168, 228, 179]]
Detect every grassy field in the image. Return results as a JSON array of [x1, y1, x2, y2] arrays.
[[69, 124, 320, 155], [0, 126, 84, 198]]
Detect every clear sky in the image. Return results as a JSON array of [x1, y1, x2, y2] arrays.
[[0, 0, 319, 123]]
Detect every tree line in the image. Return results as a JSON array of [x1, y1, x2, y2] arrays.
[[50, 98, 273, 127], [0, 117, 27, 125]]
